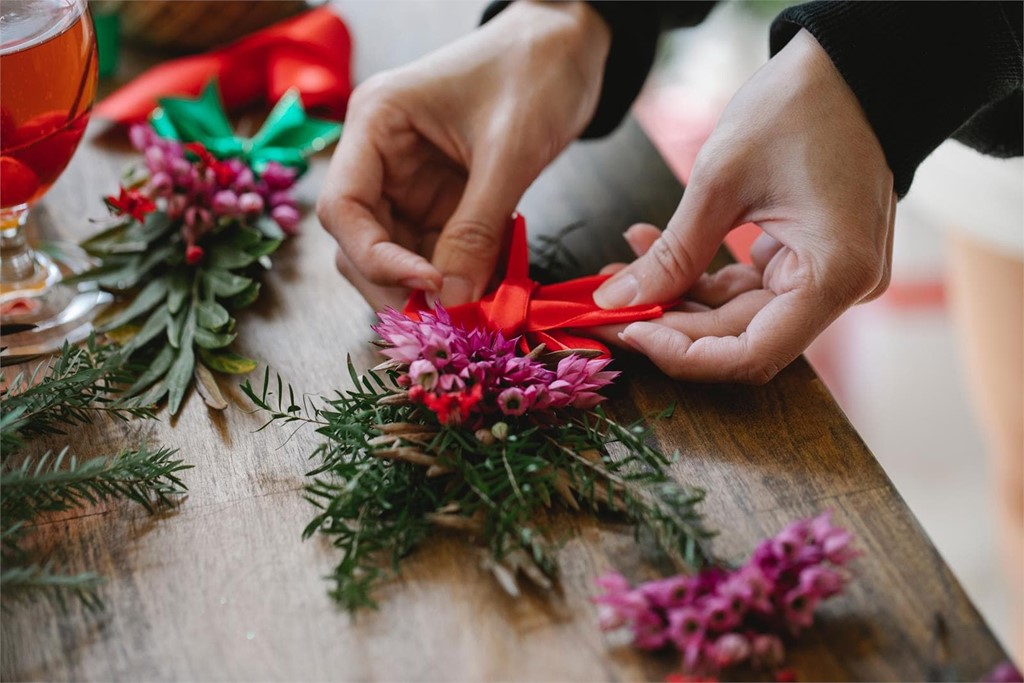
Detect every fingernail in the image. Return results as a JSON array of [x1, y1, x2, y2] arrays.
[[594, 274, 638, 309], [439, 276, 475, 307], [400, 277, 437, 292]]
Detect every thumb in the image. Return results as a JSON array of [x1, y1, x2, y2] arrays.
[[593, 175, 738, 309], [431, 158, 527, 307]]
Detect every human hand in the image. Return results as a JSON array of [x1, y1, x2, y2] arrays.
[[317, 1, 610, 310], [592, 29, 896, 384]]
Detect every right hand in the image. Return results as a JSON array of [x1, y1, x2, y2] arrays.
[[317, 1, 611, 310]]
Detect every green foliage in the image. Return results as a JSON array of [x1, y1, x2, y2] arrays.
[[1, 340, 191, 610], [243, 361, 716, 613], [75, 210, 281, 414]]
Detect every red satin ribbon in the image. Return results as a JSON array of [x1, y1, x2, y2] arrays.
[[405, 214, 670, 357], [94, 7, 352, 124]]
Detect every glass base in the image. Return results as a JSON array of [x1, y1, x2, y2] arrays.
[[0, 241, 111, 365]]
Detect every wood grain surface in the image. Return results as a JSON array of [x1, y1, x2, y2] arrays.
[[1, 34, 1009, 683]]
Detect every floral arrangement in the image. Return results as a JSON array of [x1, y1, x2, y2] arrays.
[[594, 511, 857, 679], [245, 303, 716, 610], [78, 81, 341, 413]]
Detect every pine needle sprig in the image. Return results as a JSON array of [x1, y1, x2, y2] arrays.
[[0, 561, 105, 612], [1, 337, 191, 611], [245, 359, 717, 612], [1, 444, 191, 523], [1, 338, 151, 454]]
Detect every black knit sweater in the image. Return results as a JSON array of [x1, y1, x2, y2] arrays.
[[483, 1, 1023, 197]]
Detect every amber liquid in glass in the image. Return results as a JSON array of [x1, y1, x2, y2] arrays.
[[0, 1, 98, 210]]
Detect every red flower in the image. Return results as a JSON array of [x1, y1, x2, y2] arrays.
[[185, 245, 205, 265], [183, 142, 234, 185], [105, 186, 156, 223]]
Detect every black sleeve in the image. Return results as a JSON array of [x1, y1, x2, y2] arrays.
[[770, 1, 1023, 197], [482, 1, 716, 138]]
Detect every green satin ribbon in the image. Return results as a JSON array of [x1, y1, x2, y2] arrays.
[[150, 80, 342, 176]]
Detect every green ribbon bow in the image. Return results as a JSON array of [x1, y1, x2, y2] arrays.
[[150, 80, 342, 176]]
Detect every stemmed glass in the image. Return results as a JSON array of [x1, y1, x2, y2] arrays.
[[0, 0, 108, 360]]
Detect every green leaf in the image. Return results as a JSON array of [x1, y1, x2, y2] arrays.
[[166, 344, 196, 415], [244, 237, 282, 259], [194, 327, 237, 349], [228, 282, 261, 310], [124, 345, 175, 397], [80, 221, 132, 255], [166, 272, 191, 315], [254, 216, 285, 240], [198, 349, 257, 375], [97, 277, 169, 332], [202, 269, 252, 297], [167, 308, 186, 349], [205, 244, 258, 270], [196, 300, 230, 330], [123, 307, 171, 353], [132, 211, 175, 243]]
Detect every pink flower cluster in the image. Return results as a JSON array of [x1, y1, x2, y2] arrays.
[[129, 125, 300, 264], [593, 512, 857, 676], [373, 306, 618, 426]]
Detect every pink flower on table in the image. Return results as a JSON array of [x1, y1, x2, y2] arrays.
[[594, 513, 856, 677], [666, 606, 706, 649], [702, 595, 742, 632], [711, 633, 751, 668], [639, 576, 693, 610], [751, 634, 785, 668], [592, 572, 649, 629], [797, 565, 845, 600], [809, 511, 859, 565], [631, 610, 670, 650], [782, 585, 820, 632]]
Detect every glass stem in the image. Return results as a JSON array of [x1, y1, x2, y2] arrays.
[[1, 206, 38, 285]]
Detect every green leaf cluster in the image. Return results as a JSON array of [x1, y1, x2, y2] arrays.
[[78, 210, 276, 414], [243, 362, 716, 612], [1, 340, 192, 610]]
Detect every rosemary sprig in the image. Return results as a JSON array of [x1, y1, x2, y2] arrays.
[[1, 340, 191, 610], [244, 360, 716, 612]]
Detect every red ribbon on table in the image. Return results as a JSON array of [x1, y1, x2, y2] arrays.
[[94, 7, 352, 124], [404, 214, 671, 358]]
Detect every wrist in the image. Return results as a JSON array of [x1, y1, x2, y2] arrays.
[[503, 1, 610, 82]]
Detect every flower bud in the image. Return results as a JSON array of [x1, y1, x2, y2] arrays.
[[185, 245, 205, 265], [490, 421, 509, 441], [211, 190, 239, 216], [474, 429, 495, 445], [271, 204, 301, 234], [408, 359, 438, 390], [148, 171, 173, 196], [238, 192, 264, 214]]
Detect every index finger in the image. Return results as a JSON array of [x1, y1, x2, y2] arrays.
[[317, 114, 442, 290], [618, 287, 833, 384]]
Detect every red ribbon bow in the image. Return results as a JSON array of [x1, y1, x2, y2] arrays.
[[405, 214, 669, 358], [94, 7, 352, 124]]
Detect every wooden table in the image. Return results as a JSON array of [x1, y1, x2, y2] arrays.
[[1, 16, 1010, 683]]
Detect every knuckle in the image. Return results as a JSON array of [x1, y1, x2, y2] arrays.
[[743, 356, 783, 385], [348, 73, 397, 113], [443, 219, 502, 256], [649, 230, 698, 281]]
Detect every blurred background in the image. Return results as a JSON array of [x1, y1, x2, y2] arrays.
[[91, 0, 1022, 655]]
